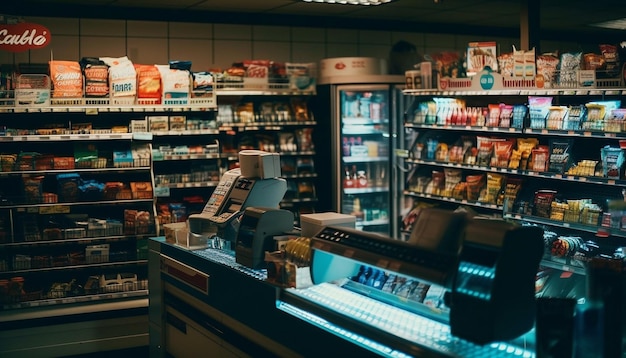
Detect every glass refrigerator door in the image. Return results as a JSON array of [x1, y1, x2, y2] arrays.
[[338, 85, 391, 235]]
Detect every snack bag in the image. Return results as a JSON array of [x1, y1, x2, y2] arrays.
[[134, 64, 161, 103], [100, 56, 136, 98], [80, 57, 109, 98], [156, 65, 190, 100], [49, 60, 84, 98]]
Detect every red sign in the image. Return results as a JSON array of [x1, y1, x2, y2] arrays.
[[0, 23, 51, 52]]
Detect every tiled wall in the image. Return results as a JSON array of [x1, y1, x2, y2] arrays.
[[0, 17, 582, 71]]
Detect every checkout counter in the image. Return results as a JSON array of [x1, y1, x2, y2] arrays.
[[149, 199, 545, 357]]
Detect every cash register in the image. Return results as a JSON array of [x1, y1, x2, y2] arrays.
[[187, 150, 287, 245]]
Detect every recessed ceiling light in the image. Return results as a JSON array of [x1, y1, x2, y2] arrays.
[[301, 0, 394, 5], [591, 18, 626, 30]]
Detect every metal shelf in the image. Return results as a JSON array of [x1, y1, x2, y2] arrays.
[[407, 158, 626, 188], [343, 156, 388, 164], [404, 191, 503, 211], [0, 198, 154, 210], [1, 259, 148, 275], [403, 88, 626, 97]]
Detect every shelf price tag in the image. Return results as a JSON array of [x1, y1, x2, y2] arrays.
[[154, 187, 171, 197], [132, 132, 153, 140]]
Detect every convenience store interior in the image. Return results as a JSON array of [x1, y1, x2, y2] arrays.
[[1, 1, 626, 357]]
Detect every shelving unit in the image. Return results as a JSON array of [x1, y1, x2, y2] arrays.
[[0, 132, 156, 308], [214, 87, 319, 223], [400, 81, 626, 301], [0, 97, 216, 325]]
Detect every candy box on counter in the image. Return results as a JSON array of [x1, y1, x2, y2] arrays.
[[265, 251, 313, 289]]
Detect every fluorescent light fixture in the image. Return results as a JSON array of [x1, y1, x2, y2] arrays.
[[591, 18, 626, 30], [301, 0, 394, 5]]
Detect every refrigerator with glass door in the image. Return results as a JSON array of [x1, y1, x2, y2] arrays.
[[313, 75, 405, 237]]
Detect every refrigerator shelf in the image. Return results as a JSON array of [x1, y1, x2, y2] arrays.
[[344, 187, 389, 195], [343, 156, 388, 163]]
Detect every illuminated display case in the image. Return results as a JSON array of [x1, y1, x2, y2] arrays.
[[149, 208, 545, 357]]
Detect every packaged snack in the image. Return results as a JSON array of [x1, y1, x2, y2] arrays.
[[235, 102, 254, 123], [443, 168, 462, 197], [608, 108, 626, 133], [135, 64, 161, 102], [191, 72, 213, 97], [583, 53, 605, 71], [497, 52, 514, 77], [524, 48, 536, 78], [600, 44, 620, 78], [535, 53, 560, 88], [601, 146, 624, 179], [431, 52, 463, 78], [533, 190, 557, 218], [493, 139, 514, 168], [466, 174, 485, 201], [427, 170, 445, 195], [100, 56, 136, 98], [49, 60, 83, 98], [502, 177, 523, 211], [23, 175, 45, 203], [169, 60, 192, 71], [80, 57, 109, 98], [584, 103, 606, 131], [499, 104, 514, 127], [548, 139, 573, 174], [511, 104, 528, 128], [546, 106, 568, 130], [291, 98, 310, 121], [57, 173, 81, 202], [487, 104, 501, 127], [564, 105, 585, 130], [286, 62, 316, 91], [558, 52, 582, 87], [452, 182, 468, 200], [485, 173, 504, 204], [156, 65, 190, 100], [467, 41, 498, 75], [530, 146, 550, 172], [475, 136, 494, 166], [528, 96, 553, 129]]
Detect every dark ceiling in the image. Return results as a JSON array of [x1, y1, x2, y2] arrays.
[[3, 0, 626, 43]]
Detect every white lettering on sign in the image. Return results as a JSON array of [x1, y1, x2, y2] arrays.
[[0, 23, 51, 52]]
